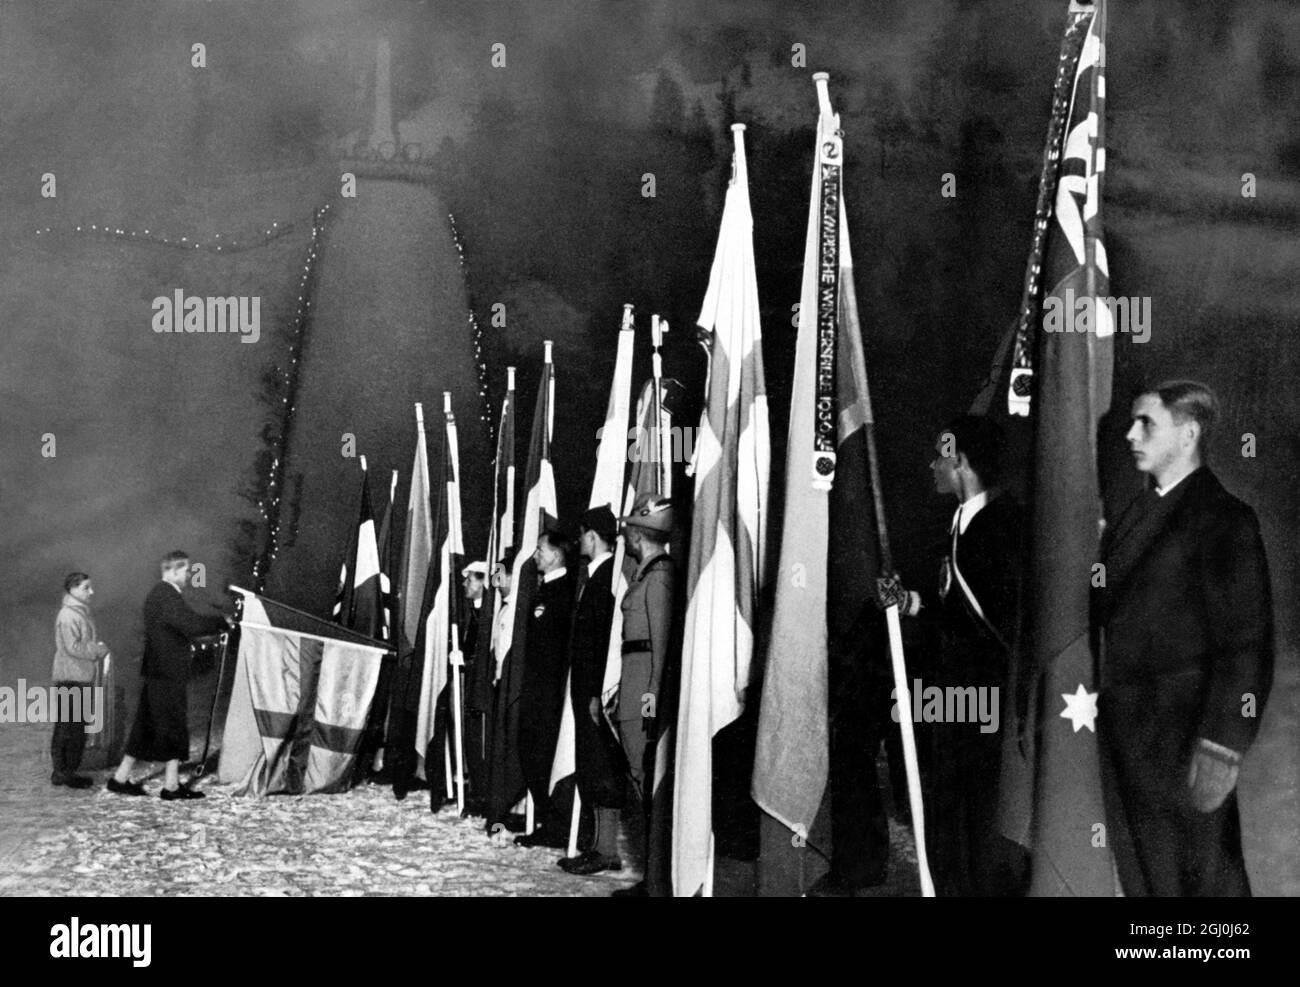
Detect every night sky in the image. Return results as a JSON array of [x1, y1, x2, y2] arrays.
[[2, 0, 1298, 886]]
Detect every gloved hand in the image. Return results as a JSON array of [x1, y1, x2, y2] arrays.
[[875, 572, 909, 612], [1187, 741, 1240, 813]]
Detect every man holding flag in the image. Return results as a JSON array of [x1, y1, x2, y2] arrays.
[[752, 73, 932, 898]]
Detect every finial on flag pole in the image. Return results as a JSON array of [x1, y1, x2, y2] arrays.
[[360, 454, 367, 472], [543, 340, 553, 363], [730, 123, 747, 181], [443, 391, 452, 414], [621, 303, 634, 332], [507, 365, 516, 389], [812, 71, 833, 117], [390, 469, 398, 500], [414, 402, 424, 428]]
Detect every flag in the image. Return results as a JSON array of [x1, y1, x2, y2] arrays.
[[412, 399, 465, 786], [377, 470, 398, 643], [474, 368, 517, 675], [356, 469, 399, 773], [218, 588, 389, 795], [399, 409, 434, 657], [550, 307, 635, 794], [601, 376, 676, 717], [1025, 0, 1115, 896], [752, 76, 884, 856], [487, 344, 557, 823], [387, 406, 434, 794], [332, 461, 384, 639], [672, 124, 771, 896], [467, 369, 517, 805]]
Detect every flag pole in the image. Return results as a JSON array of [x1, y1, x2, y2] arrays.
[[814, 69, 934, 896], [651, 314, 668, 496], [864, 381, 935, 899], [446, 392, 467, 815], [195, 630, 231, 779]]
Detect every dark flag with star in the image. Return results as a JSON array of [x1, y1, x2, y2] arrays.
[[1022, 0, 1116, 896]]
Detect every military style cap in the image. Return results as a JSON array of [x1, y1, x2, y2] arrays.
[[619, 493, 673, 532], [579, 504, 618, 544]]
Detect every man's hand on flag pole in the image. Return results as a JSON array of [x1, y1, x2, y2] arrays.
[[449, 649, 465, 668], [874, 572, 909, 612]]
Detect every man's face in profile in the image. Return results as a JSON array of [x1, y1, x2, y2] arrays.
[[930, 434, 960, 496], [463, 573, 485, 602], [1126, 394, 1182, 478]]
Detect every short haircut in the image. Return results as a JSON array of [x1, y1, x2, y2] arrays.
[[64, 572, 90, 593], [160, 550, 190, 574], [940, 414, 1005, 485], [1148, 379, 1218, 453], [538, 530, 571, 560]]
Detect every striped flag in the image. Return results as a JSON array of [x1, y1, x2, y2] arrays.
[[550, 305, 636, 795], [388, 406, 435, 795], [672, 123, 771, 896], [412, 397, 466, 784], [218, 588, 389, 795], [754, 75, 852, 847], [400, 407, 434, 656], [332, 461, 384, 639], [487, 343, 558, 823], [749, 75, 933, 895], [1026, 0, 1115, 897]]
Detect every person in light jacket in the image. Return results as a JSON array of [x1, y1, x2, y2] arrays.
[[51, 572, 110, 789]]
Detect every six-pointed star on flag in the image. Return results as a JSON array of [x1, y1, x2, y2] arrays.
[[1059, 684, 1099, 733]]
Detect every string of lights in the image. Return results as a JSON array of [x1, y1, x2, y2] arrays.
[[446, 211, 496, 447], [249, 203, 332, 592], [36, 205, 489, 585], [33, 218, 304, 253]]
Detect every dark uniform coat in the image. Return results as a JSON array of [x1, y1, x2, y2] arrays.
[[568, 556, 623, 809], [1097, 467, 1273, 896], [461, 599, 491, 807], [517, 567, 576, 818], [125, 582, 226, 762], [918, 491, 1026, 896]]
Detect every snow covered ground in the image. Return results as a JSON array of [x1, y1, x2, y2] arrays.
[[0, 721, 639, 897]]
